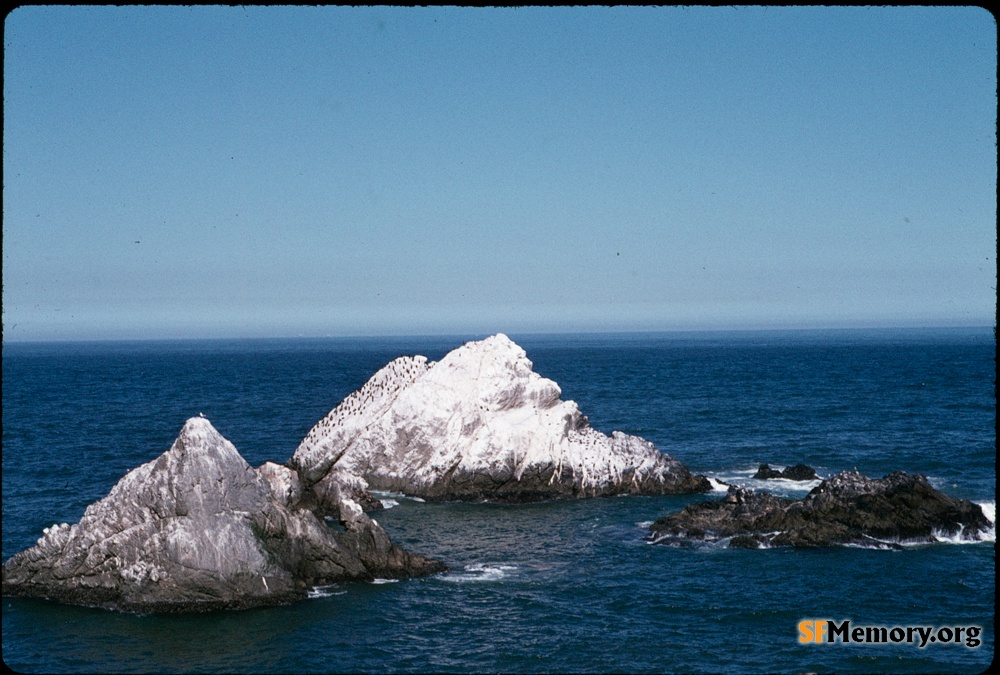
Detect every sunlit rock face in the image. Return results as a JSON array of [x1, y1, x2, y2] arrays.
[[1, 417, 444, 613], [292, 334, 710, 503]]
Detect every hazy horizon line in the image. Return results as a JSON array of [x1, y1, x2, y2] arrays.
[[2, 321, 994, 346]]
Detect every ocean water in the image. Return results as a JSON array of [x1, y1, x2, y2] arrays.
[[1, 328, 994, 674]]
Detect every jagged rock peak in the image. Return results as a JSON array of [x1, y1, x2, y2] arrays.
[[292, 334, 710, 502], [2, 417, 444, 613]]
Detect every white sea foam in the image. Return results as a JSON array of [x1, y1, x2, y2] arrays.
[[371, 578, 399, 584], [716, 535, 777, 550], [853, 519, 995, 549], [644, 532, 728, 551], [917, 501, 996, 545], [926, 529, 987, 545], [978, 501, 995, 525], [307, 584, 347, 598], [635, 520, 654, 528], [707, 477, 729, 492], [371, 490, 426, 505], [695, 537, 741, 552], [706, 468, 821, 499], [439, 563, 518, 583], [752, 477, 822, 498], [645, 532, 673, 546], [844, 539, 904, 551], [930, 502, 995, 544]]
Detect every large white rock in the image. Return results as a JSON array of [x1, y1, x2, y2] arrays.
[[2, 417, 444, 612], [292, 334, 709, 502]]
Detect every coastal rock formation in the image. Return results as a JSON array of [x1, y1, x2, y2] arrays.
[[1, 418, 444, 613], [648, 470, 992, 549], [752, 463, 818, 481], [291, 334, 710, 503]]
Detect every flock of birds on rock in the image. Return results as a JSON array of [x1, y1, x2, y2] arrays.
[[298, 357, 430, 455]]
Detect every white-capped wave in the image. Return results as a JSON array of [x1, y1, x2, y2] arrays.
[[307, 584, 346, 598], [379, 498, 399, 509], [371, 578, 399, 584], [439, 563, 517, 583], [635, 520, 654, 529]]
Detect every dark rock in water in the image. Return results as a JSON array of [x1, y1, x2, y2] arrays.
[[649, 470, 992, 548], [752, 463, 818, 481], [781, 464, 819, 480], [728, 535, 763, 549], [752, 463, 784, 480], [1, 418, 445, 613], [780, 464, 818, 481]]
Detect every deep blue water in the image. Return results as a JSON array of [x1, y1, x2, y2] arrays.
[[2, 328, 995, 674]]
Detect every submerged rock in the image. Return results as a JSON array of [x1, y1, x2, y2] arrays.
[[1, 418, 444, 613], [291, 334, 710, 503], [648, 470, 991, 548]]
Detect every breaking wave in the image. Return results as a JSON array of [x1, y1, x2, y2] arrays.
[[926, 501, 995, 545], [307, 584, 347, 599], [978, 501, 995, 526], [438, 563, 518, 583], [706, 477, 729, 493], [704, 466, 822, 499]]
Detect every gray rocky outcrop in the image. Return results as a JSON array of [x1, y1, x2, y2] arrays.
[[648, 470, 991, 549], [1, 417, 444, 612], [290, 334, 710, 503]]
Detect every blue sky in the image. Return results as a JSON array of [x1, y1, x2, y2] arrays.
[[3, 6, 996, 341]]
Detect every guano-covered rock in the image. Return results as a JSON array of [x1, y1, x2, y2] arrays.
[[291, 334, 710, 503], [1, 418, 444, 613]]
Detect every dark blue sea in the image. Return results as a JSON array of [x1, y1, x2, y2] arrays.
[[2, 328, 995, 674]]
